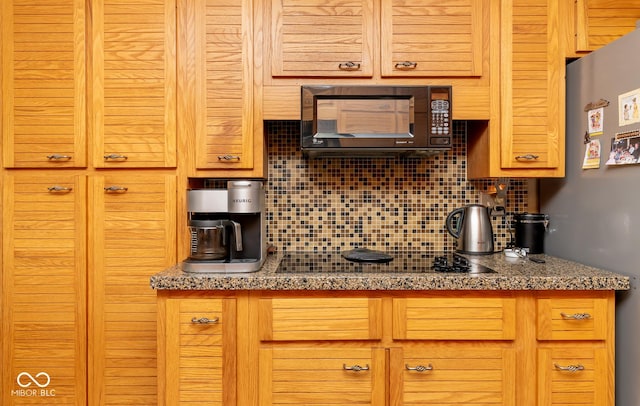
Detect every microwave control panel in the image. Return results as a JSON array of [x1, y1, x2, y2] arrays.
[[428, 86, 452, 147]]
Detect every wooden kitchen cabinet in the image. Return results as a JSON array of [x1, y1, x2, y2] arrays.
[[157, 295, 237, 406], [88, 174, 176, 406], [91, 0, 177, 168], [2, 173, 87, 405], [261, 0, 496, 121], [535, 294, 614, 405], [1, 0, 87, 168], [259, 346, 386, 405], [573, 0, 640, 54], [178, 0, 265, 177], [468, 0, 565, 178], [389, 345, 516, 405], [158, 291, 617, 405]]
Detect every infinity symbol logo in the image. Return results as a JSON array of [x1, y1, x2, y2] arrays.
[[17, 372, 50, 388]]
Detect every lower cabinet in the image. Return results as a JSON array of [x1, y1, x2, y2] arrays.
[[156, 291, 616, 406], [259, 346, 386, 405], [157, 295, 237, 406]]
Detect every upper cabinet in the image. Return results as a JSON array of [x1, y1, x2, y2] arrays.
[[270, 0, 375, 77], [92, 0, 177, 168], [178, 0, 265, 177], [262, 0, 495, 121], [574, 0, 640, 54], [468, 0, 565, 178], [380, 0, 484, 78], [2, 0, 87, 168]]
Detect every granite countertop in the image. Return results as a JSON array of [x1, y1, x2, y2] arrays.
[[150, 252, 630, 291]]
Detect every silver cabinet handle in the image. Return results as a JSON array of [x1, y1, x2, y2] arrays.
[[554, 363, 584, 372], [217, 155, 241, 161], [48, 185, 73, 192], [104, 186, 129, 193], [338, 61, 361, 71], [191, 317, 219, 324], [395, 61, 418, 70], [47, 154, 72, 160], [515, 154, 540, 160], [104, 154, 128, 160], [405, 363, 433, 372], [342, 364, 369, 372], [560, 312, 591, 320]]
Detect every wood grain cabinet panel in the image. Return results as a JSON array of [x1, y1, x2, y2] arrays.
[[259, 346, 386, 406], [92, 0, 177, 168], [538, 346, 612, 405], [390, 345, 516, 406], [537, 297, 608, 341], [269, 0, 375, 77], [499, 0, 564, 174], [158, 297, 237, 406], [2, 174, 87, 405], [258, 297, 383, 341], [392, 297, 516, 340], [575, 0, 640, 52], [380, 0, 485, 77], [89, 174, 176, 406], [1, 0, 87, 168]]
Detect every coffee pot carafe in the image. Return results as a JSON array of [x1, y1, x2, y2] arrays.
[[445, 204, 494, 254], [189, 219, 243, 261]]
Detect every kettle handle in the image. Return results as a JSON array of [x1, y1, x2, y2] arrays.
[[445, 207, 464, 238]]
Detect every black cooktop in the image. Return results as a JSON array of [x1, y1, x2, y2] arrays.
[[277, 251, 495, 274]]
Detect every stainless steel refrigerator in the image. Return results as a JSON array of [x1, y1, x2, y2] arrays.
[[540, 27, 640, 405]]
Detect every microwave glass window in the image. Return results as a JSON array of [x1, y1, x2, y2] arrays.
[[315, 98, 414, 138]]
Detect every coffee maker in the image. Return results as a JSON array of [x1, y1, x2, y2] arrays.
[[183, 180, 266, 273]]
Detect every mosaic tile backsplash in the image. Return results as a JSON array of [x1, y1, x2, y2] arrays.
[[265, 121, 530, 253]]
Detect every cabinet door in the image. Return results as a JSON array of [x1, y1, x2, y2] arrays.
[[2, 174, 87, 405], [191, 0, 258, 170], [2, 0, 87, 168], [381, 0, 485, 77], [390, 345, 516, 405], [259, 346, 385, 405], [92, 0, 177, 168], [538, 346, 612, 405], [269, 0, 375, 77], [89, 175, 176, 405], [537, 297, 609, 341], [500, 0, 564, 175], [259, 297, 382, 341], [160, 297, 237, 406], [575, 0, 640, 52]]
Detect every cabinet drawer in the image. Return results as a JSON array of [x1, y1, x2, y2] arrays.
[[392, 298, 516, 340], [259, 298, 382, 341], [537, 298, 608, 340], [538, 346, 611, 405], [390, 345, 516, 406], [259, 346, 385, 406]]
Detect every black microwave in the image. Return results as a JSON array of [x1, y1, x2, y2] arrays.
[[300, 85, 452, 158]]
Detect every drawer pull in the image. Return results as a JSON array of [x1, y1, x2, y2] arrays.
[[515, 154, 540, 161], [191, 317, 219, 324], [554, 363, 584, 372], [217, 155, 241, 161], [342, 364, 369, 372], [395, 61, 418, 70], [104, 154, 128, 161], [338, 61, 361, 71], [48, 185, 73, 192], [104, 186, 128, 193], [47, 154, 72, 160], [560, 312, 591, 320], [405, 363, 433, 372]]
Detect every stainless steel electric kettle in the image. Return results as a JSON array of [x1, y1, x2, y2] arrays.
[[445, 204, 494, 254]]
